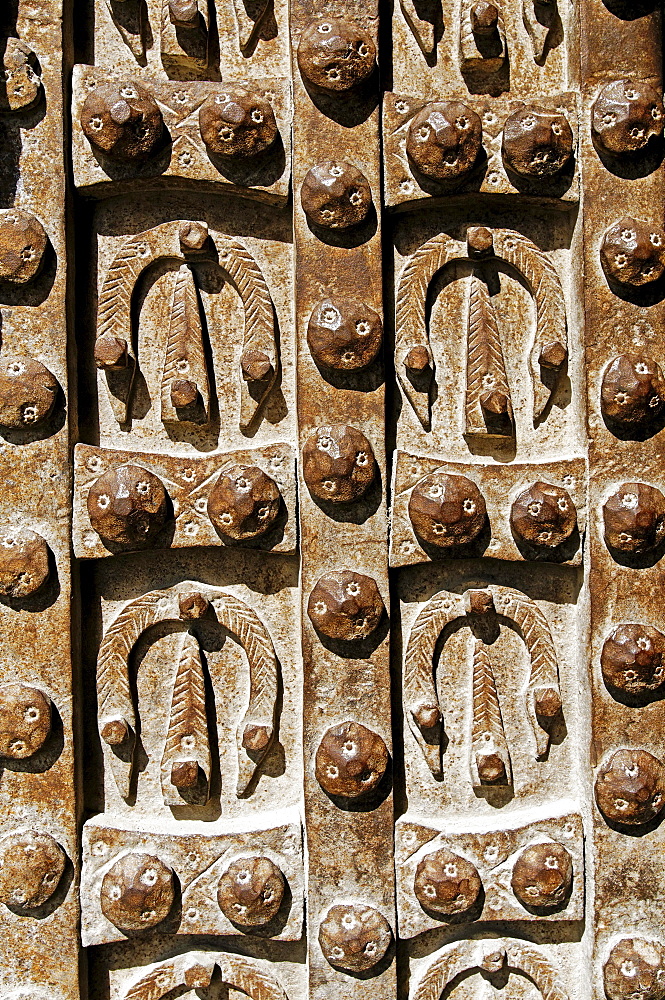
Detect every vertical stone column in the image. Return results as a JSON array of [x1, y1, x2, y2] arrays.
[[0, 4, 79, 999], [579, 1, 665, 992], [289, 8, 395, 1000]]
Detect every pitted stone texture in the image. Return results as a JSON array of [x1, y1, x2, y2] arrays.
[[602, 482, 665, 554], [0, 684, 51, 759], [502, 107, 574, 178], [0, 356, 58, 428], [0, 210, 48, 284], [0, 526, 50, 598], [216, 856, 285, 927], [1, 38, 42, 112], [510, 481, 577, 548], [80, 81, 164, 162], [601, 354, 665, 430], [0, 830, 65, 909], [601, 624, 665, 695], [414, 847, 482, 916], [470, 1, 499, 34], [604, 938, 665, 1000], [592, 80, 664, 156], [94, 335, 128, 371], [87, 464, 169, 549], [510, 842, 573, 911], [207, 465, 281, 540], [406, 101, 482, 181], [302, 425, 376, 503], [101, 853, 174, 932], [300, 161, 372, 229], [297, 18, 376, 91], [408, 471, 487, 548], [307, 298, 383, 371], [199, 89, 277, 158], [600, 218, 665, 288], [595, 748, 665, 826], [307, 570, 385, 641], [319, 903, 392, 971], [315, 720, 388, 799]]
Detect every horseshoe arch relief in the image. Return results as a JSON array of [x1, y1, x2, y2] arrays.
[[0, 1, 664, 999]]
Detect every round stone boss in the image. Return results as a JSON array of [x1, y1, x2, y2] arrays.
[[318, 902, 392, 972], [199, 88, 278, 157], [87, 464, 169, 549], [0, 829, 66, 909], [315, 719, 389, 799], [510, 481, 577, 549], [592, 79, 664, 156], [0, 356, 59, 429], [80, 80, 164, 162], [307, 298, 383, 371], [600, 217, 665, 288], [302, 424, 376, 503], [406, 101, 482, 182], [100, 852, 174, 932], [502, 106, 574, 178], [408, 471, 487, 548], [216, 855, 285, 927], [0, 526, 50, 599], [602, 481, 665, 554], [595, 747, 665, 826], [0, 683, 52, 759], [0, 210, 48, 285], [297, 18, 376, 91], [307, 569, 385, 641], [603, 937, 665, 1000], [413, 847, 482, 917], [300, 161, 373, 229], [601, 623, 665, 695], [601, 354, 665, 431], [207, 464, 282, 541], [510, 841, 573, 911]]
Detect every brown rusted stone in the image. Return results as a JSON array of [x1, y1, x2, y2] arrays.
[[170, 378, 199, 408], [170, 759, 199, 789], [169, 0, 199, 26], [302, 425, 376, 503], [406, 101, 482, 181], [100, 717, 130, 747], [414, 847, 482, 916], [94, 335, 128, 370], [318, 903, 392, 971], [539, 340, 568, 368], [464, 588, 495, 615], [408, 471, 487, 548], [242, 723, 272, 752], [511, 842, 573, 910], [601, 354, 665, 430], [0, 830, 66, 909], [601, 623, 665, 695], [300, 161, 372, 229], [87, 464, 169, 549], [297, 18, 376, 91], [510, 481, 577, 548], [240, 349, 274, 382], [307, 569, 385, 641], [477, 753, 507, 783], [216, 856, 285, 927], [207, 465, 281, 540], [600, 218, 665, 288], [0, 210, 48, 284], [592, 80, 664, 157], [179, 221, 209, 252], [0, 356, 58, 429], [315, 720, 388, 799], [1, 38, 42, 113], [0, 526, 50, 598], [502, 106, 574, 178], [178, 591, 210, 620], [595, 748, 665, 826], [100, 853, 174, 931], [199, 89, 277, 158], [602, 482, 665, 554], [80, 81, 164, 162], [604, 938, 665, 1000], [467, 225, 494, 257], [307, 298, 383, 371], [404, 345, 432, 371], [470, 1, 499, 34], [534, 685, 562, 718], [0, 683, 51, 759]]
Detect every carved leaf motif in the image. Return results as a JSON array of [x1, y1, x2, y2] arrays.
[[216, 955, 290, 1000], [505, 942, 570, 1000], [413, 941, 569, 1000], [123, 953, 288, 1000], [464, 271, 514, 437], [160, 264, 210, 425], [160, 631, 210, 804], [412, 942, 489, 1000], [400, 0, 438, 56], [470, 640, 512, 786]]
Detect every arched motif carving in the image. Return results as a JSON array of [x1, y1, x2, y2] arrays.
[[123, 951, 289, 1000]]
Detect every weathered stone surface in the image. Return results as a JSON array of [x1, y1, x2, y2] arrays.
[[0, 683, 52, 759], [318, 903, 392, 971], [413, 847, 482, 916], [408, 471, 486, 548], [216, 856, 285, 926], [315, 720, 388, 799], [100, 853, 174, 931], [87, 464, 169, 549], [0, 830, 66, 909]]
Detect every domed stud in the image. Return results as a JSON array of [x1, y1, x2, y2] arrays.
[[87, 464, 169, 550], [594, 747, 665, 826], [601, 354, 665, 432], [318, 903, 392, 972], [602, 482, 665, 554], [603, 938, 665, 1000], [307, 570, 385, 642], [502, 106, 574, 178], [0, 683, 52, 759], [100, 853, 174, 932], [0, 210, 48, 285], [601, 623, 665, 696], [307, 298, 383, 371], [510, 481, 577, 550], [207, 465, 282, 541], [406, 101, 482, 182], [297, 18, 376, 91], [0, 357, 59, 429], [0, 830, 66, 910], [216, 856, 285, 927], [300, 161, 372, 230], [302, 425, 376, 504], [0, 526, 50, 599], [592, 80, 664, 157], [510, 841, 573, 911], [408, 471, 487, 549], [199, 88, 278, 158], [315, 720, 389, 800], [414, 847, 482, 917], [600, 218, 665, 289], [80, 81, 164, 163]]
